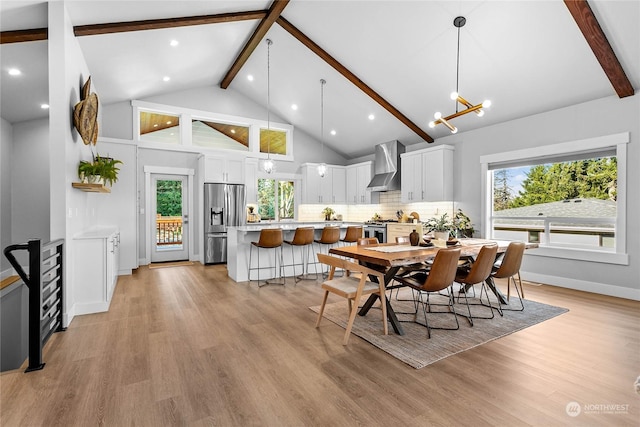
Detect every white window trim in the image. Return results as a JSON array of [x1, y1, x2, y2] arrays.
[[480, 132, 629, 265], [132, 100, 294, 161], [256, 172, 301, 222]]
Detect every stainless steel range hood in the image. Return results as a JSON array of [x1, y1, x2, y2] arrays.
[[366, 140, 405, 192]]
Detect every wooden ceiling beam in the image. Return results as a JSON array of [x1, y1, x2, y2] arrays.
[[73, 10, 266, 37], [1, 28, 47, 44], [564, 0, 635, 98], [220, 1, 290, 89], [277, 16, 434, 143]]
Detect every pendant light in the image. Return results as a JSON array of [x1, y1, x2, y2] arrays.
[[317, 78, 327, 177], [262, 38, 275, 174], [429, 16, 491, 133]]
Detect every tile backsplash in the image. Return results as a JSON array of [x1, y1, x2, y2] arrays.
[[298, 191, 455, 223]]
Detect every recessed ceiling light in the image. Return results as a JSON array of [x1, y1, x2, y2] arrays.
[[330, 130, 336, 136], [8, 68, 21, 76], [166, 121, 172, 125], [40, 104, 49, 109], [368, 114, 375, 120], [170, 40, 179, 47], [291, 104, 298, 110], [247, 75, 254, 81], [231, 129, 236, 134], [163, 76, 170, 82]]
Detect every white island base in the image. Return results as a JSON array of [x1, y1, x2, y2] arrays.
[[227, 222, 363, 282]]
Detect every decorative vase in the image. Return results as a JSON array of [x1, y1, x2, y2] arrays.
[[434, 231, 449, 241], [409, 229, 420, 246]]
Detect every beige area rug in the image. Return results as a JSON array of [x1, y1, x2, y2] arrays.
[[310, 290, 568, 369], [148, 261, 195, 269]]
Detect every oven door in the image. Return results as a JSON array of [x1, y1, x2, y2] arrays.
[[364, 226, 386, 243]]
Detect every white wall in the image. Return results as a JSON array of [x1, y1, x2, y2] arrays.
[[48, 1, 96, 324], [438, 93, 639, 299], [11, 118, 50, 247], [0, 118, 13, 275]]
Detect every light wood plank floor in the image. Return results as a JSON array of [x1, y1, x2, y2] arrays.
[[1, 264, 638, 426]]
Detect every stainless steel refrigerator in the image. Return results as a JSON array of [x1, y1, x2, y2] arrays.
[[204, 183, 246, 264]]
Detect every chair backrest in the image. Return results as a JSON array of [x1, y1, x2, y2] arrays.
[[342, 226, 363, 243], [257, 228, 283, 248], [318, 226, 340, 244], [316, 253, 385, 284], [492, 242, 525, 279], [395, 236, 410, 244], [290, 227, 315, 245], [459, 244, 498, 285], [422, 248, 461, 292], [357, 237, 379, 246]]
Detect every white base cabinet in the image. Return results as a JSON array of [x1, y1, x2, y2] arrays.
[[73, 227, 120, 315]]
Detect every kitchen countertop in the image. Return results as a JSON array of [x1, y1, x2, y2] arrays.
[[231, 221, 363, 232]]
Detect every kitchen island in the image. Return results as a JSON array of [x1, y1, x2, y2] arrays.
[[227, 222, 363, 282]]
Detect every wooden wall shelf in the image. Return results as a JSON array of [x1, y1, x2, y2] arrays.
[[72, 182, 111, 193]]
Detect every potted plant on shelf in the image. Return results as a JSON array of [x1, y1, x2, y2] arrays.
[[424, 213, 453, 241], [78, 154, 123, 186], [452, 209, 475, 238], [322, 206, 335, 221]]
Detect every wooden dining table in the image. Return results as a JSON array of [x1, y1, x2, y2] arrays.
[[329, 239, 538, 335]]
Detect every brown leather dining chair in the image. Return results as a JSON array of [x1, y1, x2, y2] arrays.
[[454, 244, 498, 325], [393, 248, 461, 338], [315, 253, 388, 345], [357, 237, 379, 246], [490, 241, 526, 311]]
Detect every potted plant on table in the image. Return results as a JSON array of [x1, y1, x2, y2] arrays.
[[452, 209, 475, 238], [424, 213, 453, 241]]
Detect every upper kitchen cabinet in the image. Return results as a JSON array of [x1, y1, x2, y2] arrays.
[[300, 164, 346, 204], [401, 145, 454, 202], [204, 155, 244, 184], [244, 158, 258, 205], [346, 161, 378, 204]]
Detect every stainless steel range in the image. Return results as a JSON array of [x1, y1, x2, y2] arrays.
[[363, 221, 392, 243]]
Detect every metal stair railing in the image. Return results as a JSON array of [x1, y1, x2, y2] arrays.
[[3, 239, 65, 372]]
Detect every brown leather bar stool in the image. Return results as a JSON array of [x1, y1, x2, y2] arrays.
[[248, 228, 285, 287], [314, 226, 341, 275], [283, 227, 318, 283], [340, 226, 363, 246]]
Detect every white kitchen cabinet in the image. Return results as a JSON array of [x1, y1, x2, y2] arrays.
[[204, 155, 244, 183], [330, 166, 346, 203], [300, 164, 345, 204], [400, 154, 422, 203], [401, 145, 454, 202], [387, 223, 424, 244], [244, 158, 258, 204], [346, 161, 377, 204], [73, 227, 120, 315]]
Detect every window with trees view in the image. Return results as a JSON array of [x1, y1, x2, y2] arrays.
[[491, 156, 617, 249], [258, 179, 295, 221]]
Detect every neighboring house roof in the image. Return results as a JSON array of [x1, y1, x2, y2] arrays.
[[494, 198, 616, 230]]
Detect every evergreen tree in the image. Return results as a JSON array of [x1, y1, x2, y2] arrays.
[[156, 180, 182, 216], [509, 158, 616, 207]]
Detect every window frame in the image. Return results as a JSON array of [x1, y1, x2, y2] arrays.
[[255, 172, 300, 222], [132, 100, 294, 161], [480, 132, 629, 265]]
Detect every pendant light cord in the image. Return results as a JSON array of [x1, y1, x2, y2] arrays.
[[320, 79, 325, 158], [266, 38, 272, 159], [455, 24, 461, 113]]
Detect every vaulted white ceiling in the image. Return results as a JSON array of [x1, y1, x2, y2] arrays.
[[1, 1, 638, 159]]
